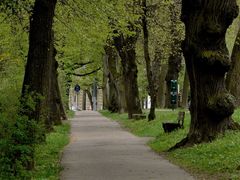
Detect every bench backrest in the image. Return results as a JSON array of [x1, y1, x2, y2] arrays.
[[177, 111, 185, 127]]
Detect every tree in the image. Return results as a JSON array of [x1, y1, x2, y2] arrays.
[[112, 1, 143, 118], [226, 25, 240, 106], [165, 0, 183, 109], [180, 69, 190, 108], [104, 44, 120, 113], [142, 0, 160, 120], [49, 43, 67, 124], [172, 0, 239, 148], [21, 0, 57, 129], [113, 27, 143, 118], [157, 63, 167, 108]]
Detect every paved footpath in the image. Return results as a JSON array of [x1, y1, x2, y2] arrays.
[[60, 111, 194, 180]]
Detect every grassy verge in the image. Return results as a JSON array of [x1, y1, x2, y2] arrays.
[[66, 110, 75, 118], [32, 123, 70, 179], [100, 109, 240, 179]]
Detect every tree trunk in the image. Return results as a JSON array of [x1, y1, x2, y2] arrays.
[[102, 54, 109, 110], [181, 69, 190, 108], [49, 43, 62, 126], [56, 77, 67, 120], [172, 0, 238, 149], [86, 89, 93, 110], [19, 0, 57, 170], [21, 0, 57, 128], [113, 28, 142, 119], [142, 0, 160, 121], [157, 64, 167, 108], [118, 73, 127, 113], [226, 25, 240, 107], [104, 45, 120, 113], [82, 90, 86, 110], [165, 0, 182, 109]]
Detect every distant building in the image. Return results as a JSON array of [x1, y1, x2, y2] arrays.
[[69, 87, 103, 111]]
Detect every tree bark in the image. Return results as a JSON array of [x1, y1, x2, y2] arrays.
[[102, 54, 109, 110], [226, 25, 240, 107], [104, 45, 120, 113], [113, 27, 142, 119], [172, 0, 239, 149], [21, 0, 57, 128], [157, 64, 167, 108], [49, 44, 62, 126], [117, 72, 127, 113], [82, 90, 86, 110], [18, 0, 57, 170], [181, 69, 190, 108]]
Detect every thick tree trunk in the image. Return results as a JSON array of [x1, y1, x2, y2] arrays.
[[118, 74, 127, 113], [21, 0, 57, 127], [19, 0, 57, 170], [226, 25, 240, 107], [172, 0, 238, 149], [181, 69, 190, 108], [104, 45, 120, 113], [157, 64, 167, 108], [56, 78, 67, 120], [49, 45, 62, 126], [113, 28, 142, 119]]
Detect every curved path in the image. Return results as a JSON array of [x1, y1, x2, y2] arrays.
[[60, 111, 194, 180]]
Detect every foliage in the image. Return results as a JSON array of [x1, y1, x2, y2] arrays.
[[0, 11, 39, 178], [55, 0, 111, 90], [0, 57, 44, 178], [32, 123, 70, 179], [100, 109, 240, 178]]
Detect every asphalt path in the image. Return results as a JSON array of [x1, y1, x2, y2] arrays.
[[60, 111, 194, 180]]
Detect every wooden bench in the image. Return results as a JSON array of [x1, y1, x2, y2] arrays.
[[162, 111, 185, 133], [132, 114, 146, 120]]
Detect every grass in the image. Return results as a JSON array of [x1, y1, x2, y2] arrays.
[[32, 123, 70, 180], [100, 109, 240, 179]]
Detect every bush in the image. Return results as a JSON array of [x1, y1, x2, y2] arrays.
[[0, 111, 46, 179], [0, 58, 45, 178]]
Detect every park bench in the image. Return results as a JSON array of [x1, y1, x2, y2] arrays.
[[132, 114, 146, 120], [162, 111, 185, 133]]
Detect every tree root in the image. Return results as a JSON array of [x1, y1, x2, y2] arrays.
[[168, 137, 189, 152], [168, 119, 240, 152], [227, 119, 240, 130]]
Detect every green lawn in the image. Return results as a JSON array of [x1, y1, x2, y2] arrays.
[[100, 109, 240, 179], [32, 123, 70, 180]]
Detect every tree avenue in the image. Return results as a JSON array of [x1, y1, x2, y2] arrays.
[[173, 0, 239, 148], [2, 0, 240, 178]]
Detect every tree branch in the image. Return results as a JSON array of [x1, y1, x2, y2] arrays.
[[71, 67, 101, 77], [71, 61, 94, 70]]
